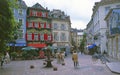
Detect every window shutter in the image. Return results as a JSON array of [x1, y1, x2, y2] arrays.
[[40, 12, 42, 17], [46, 12, 48, 18], [33, 22, 35, 28], [26, 21, 28, 28], [37, 11, 39, 16], [38, 34, 40, 40], [44, 22, 46, 28], [39, 22, 41, 28], [32, 33, 34, 40], [44, 34, 48, 41]]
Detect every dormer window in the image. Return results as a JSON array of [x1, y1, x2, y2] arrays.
[[18, 9, 23, 15]]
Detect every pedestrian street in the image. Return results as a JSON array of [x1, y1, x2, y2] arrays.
[[0, 54, 119, 75]]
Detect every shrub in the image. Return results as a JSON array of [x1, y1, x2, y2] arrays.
[[11, 52, 17, 60]]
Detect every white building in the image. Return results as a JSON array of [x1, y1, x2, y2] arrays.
[[87, 0, 120, 53], [50, 9, 71, 53], [86, 19, 94, 45], [105, 8, 120, 59], [77, 30, 84, 49]]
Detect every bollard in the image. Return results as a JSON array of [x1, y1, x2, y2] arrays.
[[53, 67, 57, 71], [30, 65, 34, 69]]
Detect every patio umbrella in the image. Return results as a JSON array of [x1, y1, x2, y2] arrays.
[[42, 45, 52, 50], [87, 44, 97, 49], [21, 46, 38, 51]]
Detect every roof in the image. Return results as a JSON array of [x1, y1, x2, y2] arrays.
[[18, 0, 27, 8], [31, 3, 46, 10]]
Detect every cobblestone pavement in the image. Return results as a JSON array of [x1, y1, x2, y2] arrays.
[[0, 54, 119, 75]]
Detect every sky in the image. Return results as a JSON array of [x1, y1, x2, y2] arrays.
[[23, 0, 101, 29]]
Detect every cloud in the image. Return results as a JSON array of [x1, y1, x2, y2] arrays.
[[23, 0, 101, 29], [71, 20, 87, 29]]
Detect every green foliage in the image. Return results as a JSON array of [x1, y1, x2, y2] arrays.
[[0, 0, 18, 52], [11, 52, 17, 59], [79, 33, 86, 51], [21, 50, 38, 60]]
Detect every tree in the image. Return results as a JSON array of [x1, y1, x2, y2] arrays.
[[0, 0, 18, 52], [79, 33, 86, 53]]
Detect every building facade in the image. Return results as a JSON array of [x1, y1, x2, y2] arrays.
[[87, 0, 120, 53], [105, 8, 120, 60], [76, 30, 84, 50], [26, 3, 52, 48], [50, 9, 71, 53], [70, 28, 84, 51], [71, 28, 78, 49], [13, 0, 27, 48], [86, 19, 94, 45]]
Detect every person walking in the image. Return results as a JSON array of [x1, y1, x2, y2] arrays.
[[5, 52, 10, 63], [72, 51, 79, 68], [1, 54, 5, 67]]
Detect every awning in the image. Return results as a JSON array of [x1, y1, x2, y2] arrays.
[[15, 43, 26, 46], [27, 44, 46, 48], [22, 46, 38, 51], [7, 43, 26, 46], [8, 43, 15, 46], [87, 44, 97, 49]]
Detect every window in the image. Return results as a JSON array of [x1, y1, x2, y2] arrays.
[[18, 18, 23, 26], [34, 22, 38, 28], [18, 29, 23, 39], [27, 33, 32, 40], [18, 9, 23, 15], [40, 23, 44, 28], [53, 15, 58, 18], [28, 22, 33, 27], [48, 35, 51, 41], [54, 32, 59, 41], [53, 23, 58, 30], [46, 23, 50, 28], [40, 34, 44, 41], [61, 16, 65, 19], [61, 24, 66, 30], [60, 33, 66, 41], [34, 33, 39, 41], [42, 12, 46, 17], [33, 11, 37, 16]]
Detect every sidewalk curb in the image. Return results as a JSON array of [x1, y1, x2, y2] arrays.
[[106, 62, 120, 74]]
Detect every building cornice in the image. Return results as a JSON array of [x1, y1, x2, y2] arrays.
[[28, 7, 49, 12]]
